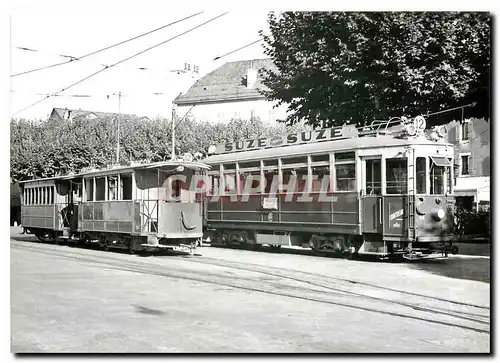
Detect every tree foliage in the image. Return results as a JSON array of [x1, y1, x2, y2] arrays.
[[10, 116, 299, 182], [260, 12, 491, 127]]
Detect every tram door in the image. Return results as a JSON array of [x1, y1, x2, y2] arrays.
[[361, 158, 383, 233]]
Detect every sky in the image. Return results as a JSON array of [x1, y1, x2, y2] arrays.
[[10, 9, 271, 120]]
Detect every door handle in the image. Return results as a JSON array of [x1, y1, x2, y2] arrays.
[[379, 198, 382, 224]]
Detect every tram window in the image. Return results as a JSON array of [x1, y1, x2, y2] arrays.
[[50, 186, 54, 204], [430, 157, 452, 195], [282, 156, 307, 165], [386, 159, 408, 194], [336, 164, 356, 191], [108, 176, 118, 201], [282, 167, 307, 193], [311, 154, 330, 163], [416, 157, 426, 194], [312, 166, 330, 193], [121, 174, 132, 200], [35, 188, 39, 205], [95, 178, 106, 201], [224, 173, 237, 194], [239, 170, 261, 194], [171, 179, 181, 198], [224, 163, 236, 171], [208, 174, 220, 195], [335, 152, 355, 162], [365, 160, 381, 195], [264, 170, 277, 194], [85, 179, 94, 201]]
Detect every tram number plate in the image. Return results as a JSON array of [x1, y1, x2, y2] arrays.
[[262, 197, 278, 210]]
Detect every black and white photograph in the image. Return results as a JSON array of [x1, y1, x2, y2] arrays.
[[6, 3, 491, 355]]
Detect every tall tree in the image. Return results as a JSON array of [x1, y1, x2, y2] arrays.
[[260, 12, 490, 127]]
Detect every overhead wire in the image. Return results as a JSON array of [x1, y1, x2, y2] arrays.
[[13, 45, 200, 77], [12, 12, 229, 117], [212, 38, 263, 61], [10, 11, 204, 77]]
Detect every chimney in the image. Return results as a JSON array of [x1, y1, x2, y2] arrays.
[[247, 67, 257, 89]]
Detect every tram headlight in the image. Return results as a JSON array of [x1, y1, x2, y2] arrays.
[[435, 208, 445, 220]]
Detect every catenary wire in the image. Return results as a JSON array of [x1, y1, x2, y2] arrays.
[[12, 12, 229, 117], [212, 38, 263, 61], [10, 12, 203, 77], [13, 45, 200, 77]]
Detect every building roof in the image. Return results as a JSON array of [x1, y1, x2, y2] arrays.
[[173, 58, 276, 106], [49, 108, 136, 120]]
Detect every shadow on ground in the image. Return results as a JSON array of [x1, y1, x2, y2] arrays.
[[407, 258, 490, 283]]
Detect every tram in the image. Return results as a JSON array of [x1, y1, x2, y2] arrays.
[[202, 117, 458, 260], [19, 155, 210, 254]]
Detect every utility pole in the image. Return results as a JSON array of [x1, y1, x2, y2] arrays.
[[116, 91, 121, 163], [171, 104, 176, 160]]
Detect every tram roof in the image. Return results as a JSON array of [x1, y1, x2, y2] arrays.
[[19, 160, 211, 184], [204, 134, 452, 164]]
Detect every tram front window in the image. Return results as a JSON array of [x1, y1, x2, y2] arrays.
[[386, 158, 407, 194], [429, 157, 452, 195]]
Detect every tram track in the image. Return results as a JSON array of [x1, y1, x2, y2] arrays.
[[11, 240, 490, 335]]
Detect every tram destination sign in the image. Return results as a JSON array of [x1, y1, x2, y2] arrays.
[[215, 125, 359, 154]]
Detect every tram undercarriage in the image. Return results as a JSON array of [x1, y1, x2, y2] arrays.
[[205, 229, 458, 261]]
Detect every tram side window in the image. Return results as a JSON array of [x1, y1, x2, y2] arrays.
[[95, 178, 106, 201], [50, 186, 54, 204], [335, 152, 356, 192], [386, 158, 408, 194], [264, 170, 277, 194], [108, 176, 118, 201], [312, 166, 330, 193], [121, 174, 132, 200], [282, 167, 307, 194], [224, 173, 237, 195], [85, 179, 94, 201], [416, 157, 427, 194], [238, 170, 261, 195], [208, 174, 220, 195]]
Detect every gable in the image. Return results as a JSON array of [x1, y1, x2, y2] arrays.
[[174, 58, 276, 106]]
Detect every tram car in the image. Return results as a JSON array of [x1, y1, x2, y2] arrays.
[[19, 155, 210, 254], [202, 117, 458, 260]]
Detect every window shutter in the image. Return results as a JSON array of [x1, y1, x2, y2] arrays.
[[469, 155, 475, 176], [468, 122, 474, 141], [447, 124, 457, 143]]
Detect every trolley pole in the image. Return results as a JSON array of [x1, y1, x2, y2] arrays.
[[171, 104, 176, 160], [116, 91, 122, 164]]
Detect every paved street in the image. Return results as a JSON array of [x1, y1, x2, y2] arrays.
[[11, 227, 490, 353]]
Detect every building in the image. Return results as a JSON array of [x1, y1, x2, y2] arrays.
[[49, 108, 139, 122], [446, 117, 490, 210], [173, 58, 289, 124]]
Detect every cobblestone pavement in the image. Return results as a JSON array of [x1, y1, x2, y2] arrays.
[[10, 228, 490, 353]]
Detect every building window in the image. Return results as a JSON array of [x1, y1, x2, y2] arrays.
[[461, 121, 470, 141], [461, 155, 470, 176]]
